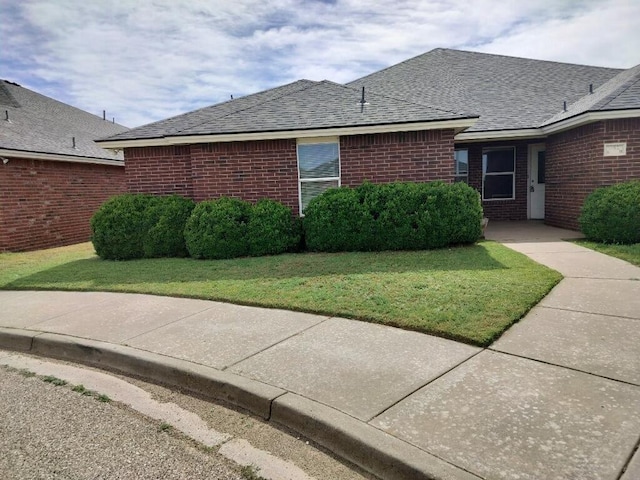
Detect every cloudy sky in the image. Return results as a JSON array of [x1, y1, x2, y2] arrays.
[[2, 0, 639, 128]]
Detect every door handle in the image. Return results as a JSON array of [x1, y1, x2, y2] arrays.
[[530, 185, 535, 192]]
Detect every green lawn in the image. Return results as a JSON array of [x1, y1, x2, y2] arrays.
[[574, 240, 640, 267], [0, 242, 561, 346]]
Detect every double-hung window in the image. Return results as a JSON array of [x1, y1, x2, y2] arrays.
[[454, 149, 468, 183], [482, 147, 515, 200], [297, 138, 340, 213]]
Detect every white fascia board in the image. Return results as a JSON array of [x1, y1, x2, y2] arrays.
[[455, 109, 640, 142], [540, 109, 640, 135], [0, 149, 124, 166], [96, 118, 479, 149]]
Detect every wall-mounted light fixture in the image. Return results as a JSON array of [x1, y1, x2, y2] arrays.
[[1, 157, 9, 165]]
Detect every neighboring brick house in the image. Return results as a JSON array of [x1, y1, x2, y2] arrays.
[[98, 49, 640, 230], [0, 80, 128, 252]]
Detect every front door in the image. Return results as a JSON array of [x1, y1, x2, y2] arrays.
[[529, 144, 546, 219]]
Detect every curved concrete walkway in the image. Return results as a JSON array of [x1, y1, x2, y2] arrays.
[[1, 222, 639, 480]]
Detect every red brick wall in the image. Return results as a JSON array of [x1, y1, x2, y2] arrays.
[[461, 139, 532, 221], [0, 157, 125, 252], [546, 118, 640, 230], [123, 130, 456, 215], [340, 130, 456, 185], [126, 146, 194, 197], [190, 140, 300, 211]]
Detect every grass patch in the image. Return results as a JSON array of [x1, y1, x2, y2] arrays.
[[240, 465, 267, 480], [42, 375, 67, 386], [158, 422, 173, 433], [0, 241, 561, 346], [575, 240, 640, 267]]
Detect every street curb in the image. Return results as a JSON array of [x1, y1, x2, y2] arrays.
[[0, 327, 478, 480], [272, 393, 482, 480], [0, 327, 283, 419]]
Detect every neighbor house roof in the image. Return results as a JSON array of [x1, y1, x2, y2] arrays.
[[0, 79, 128, 165], [348, 48, 624, 133], [98, 79, 477, 148]]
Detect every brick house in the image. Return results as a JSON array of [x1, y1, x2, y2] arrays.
[[0, 80, 128, 251], [98, 49, 640, 230]]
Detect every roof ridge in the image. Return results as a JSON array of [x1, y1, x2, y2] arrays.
[[330, 79, 473, 118], [592, 64, 640, 110], [541, 63, 640, 126], [348, 47, 623, 87], [172, 80, 320, 137], [122, 79, 317, 137], [0, 81, 21, 108], [435, 48, 625, 70], [4, 80, 128, 128]]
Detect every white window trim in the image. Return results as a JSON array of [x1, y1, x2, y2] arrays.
[[454, 148, 469, 183], [482, 146, 516, 201], [296, 137, 341, 215]]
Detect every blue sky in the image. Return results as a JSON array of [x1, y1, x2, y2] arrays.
[[2, 0, 639, 128]]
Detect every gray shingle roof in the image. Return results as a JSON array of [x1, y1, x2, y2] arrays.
[[0, 80, 128, 161], [104, 80, 318, 142], [103, 79, 473, 143], [347, 48, 624, 132], [100, 48, 639, 145], [542, 64, 640, 126]]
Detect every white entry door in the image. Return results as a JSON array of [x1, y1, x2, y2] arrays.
[[529, 145, 546, 219]]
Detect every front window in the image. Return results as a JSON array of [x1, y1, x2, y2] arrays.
[[483, 147, 515, 200], [297, 138, 340, 213], [454, 149, 468, 183]]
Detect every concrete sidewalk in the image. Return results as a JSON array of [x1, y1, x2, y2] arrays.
[[1, 222, 639, 480]]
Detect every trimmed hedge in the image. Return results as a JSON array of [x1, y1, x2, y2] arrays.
[[185, 197, 300, 259], [91, 194, 195, 260], [247, 199, 301, 256], [579, 181, 640, 244], [184, 197, 251, 259], [304, 181, 483, 252], [143, 196, 195, 258], [91, 194, 158, 260], [92, 182, 483, 261], [302, 187, 373, 252]]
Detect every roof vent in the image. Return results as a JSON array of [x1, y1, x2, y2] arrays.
[[4, 110, 10, 122], [589, 83, 593, 94], [563, 101, 567, 112], [359, 86, 369, 113], [72, 137, 78, 150]]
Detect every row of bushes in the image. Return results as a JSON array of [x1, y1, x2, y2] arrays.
[[91, 195, 301, 260], [580, 181, 640, 244], [91, 181, 484, 260], [91, 194, 195, 260], [304, 181, 483, 251]]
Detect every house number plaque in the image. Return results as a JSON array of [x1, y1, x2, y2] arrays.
[[603, 142, 627, 156]]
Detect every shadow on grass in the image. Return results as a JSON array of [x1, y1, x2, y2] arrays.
[[4, 243, 508, 289]]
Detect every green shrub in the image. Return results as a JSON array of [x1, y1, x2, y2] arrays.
[[303, 181, 483, 252], [247, 199, 300, 256], [91, 194, 158, 260], [579, 181, 640, 244], [143, 196, 195, 258], [184, 197, 251, 259], [303, 187, 374, 252]]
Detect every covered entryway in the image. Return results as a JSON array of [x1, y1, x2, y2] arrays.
[[528, 144, 546, 219]]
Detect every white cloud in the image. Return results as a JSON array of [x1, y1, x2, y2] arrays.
[[1, 0, 638, 127]]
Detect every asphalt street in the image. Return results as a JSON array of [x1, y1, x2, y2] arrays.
[[0, 352, 372, 480]]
